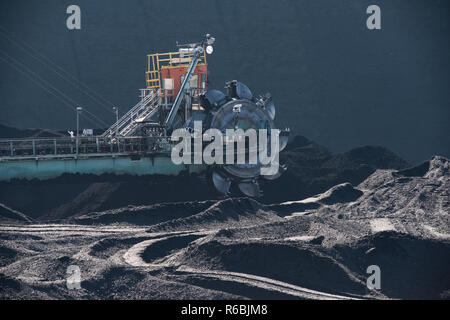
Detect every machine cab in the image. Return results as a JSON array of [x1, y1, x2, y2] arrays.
[[145, 45, 208, 122]]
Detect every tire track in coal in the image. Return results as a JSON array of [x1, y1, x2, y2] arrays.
[[123, 234, 362, 300], [175, 266, 361, 300]]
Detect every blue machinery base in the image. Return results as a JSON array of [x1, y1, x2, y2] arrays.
[[0, 154, 205, 181]]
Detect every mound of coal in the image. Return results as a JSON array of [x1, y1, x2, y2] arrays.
[[0, 245, 20, 267], [178, 239, 367, 296], [81, 266, 240, 299], [0, 203, 32, 223], [268, 182, 363, 217], [349, 155, 450, 220], [90, 237, 154, 259], [0, 273, 26, 299], [0, 123, 66, 139], [394, 161, 431, 178], [147, 198, 282, 232], [312, 182, 363, 205], [0, 172, 217, 221], [0, 253, 79, 289], [262, 136, 409, 203], [334, 231, 450, 299], [73, 200, 216, 226], [142, 234, 204, 263], [394, 155, 449, 180], [175, 229, 450, 299], [0, 124, 38, 139]]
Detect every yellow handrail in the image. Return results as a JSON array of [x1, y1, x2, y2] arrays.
[[146, 49, 207, 89]]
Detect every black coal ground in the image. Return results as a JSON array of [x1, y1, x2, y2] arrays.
[[0, 156, 448, 299]]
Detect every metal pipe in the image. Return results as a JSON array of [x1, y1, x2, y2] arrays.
[[113, 107, 119, 136], [76, 106, 82, 137], [164, 46, 203, 130], [76, 106, 82, 155]]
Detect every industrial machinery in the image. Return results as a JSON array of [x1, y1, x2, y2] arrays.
[[183, 80, 290, 197], [0, 34, 289, 197]]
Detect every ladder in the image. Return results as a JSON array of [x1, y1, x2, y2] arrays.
[[102, 89, 161, 137]]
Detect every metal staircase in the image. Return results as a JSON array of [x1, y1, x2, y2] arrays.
[[102, 89, 161, 137]]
